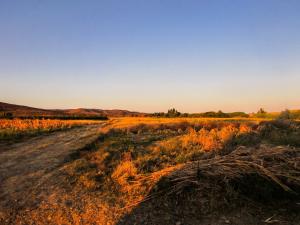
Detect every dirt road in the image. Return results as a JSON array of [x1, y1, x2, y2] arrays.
[[0, 124, 104, 223]]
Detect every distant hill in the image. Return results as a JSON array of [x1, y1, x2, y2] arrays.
[[0, 102, 61, 117], [0, 102, 147, 118]]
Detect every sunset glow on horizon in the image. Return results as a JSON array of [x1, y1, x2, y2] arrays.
[[1, 0, 300, 113]]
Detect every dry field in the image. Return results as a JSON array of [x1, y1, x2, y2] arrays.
[[0, 117, 299, 225], [0, 119, 102, 142]]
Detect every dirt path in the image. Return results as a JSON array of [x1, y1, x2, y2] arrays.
[[0, 124, 104, 219]]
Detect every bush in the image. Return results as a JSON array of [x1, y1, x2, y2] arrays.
[[278, 109, 292, 120]]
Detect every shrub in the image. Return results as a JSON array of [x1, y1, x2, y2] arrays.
[[278, 109, 292, 120]]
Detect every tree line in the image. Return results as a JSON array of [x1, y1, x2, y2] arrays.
[[151, 108, 249, 118], [0, 112, 108, 120], [151, 108, 300, 119]]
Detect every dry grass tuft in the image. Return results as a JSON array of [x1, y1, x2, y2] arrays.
[[112, 160, 138, 191]]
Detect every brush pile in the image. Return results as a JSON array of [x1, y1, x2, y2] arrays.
[[163, 145, 300, 205], [119, 145, 300, 225]]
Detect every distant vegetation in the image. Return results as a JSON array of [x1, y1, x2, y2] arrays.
[[0, 112, 108, 120], [0, 112, 14, 119], [152, 108, 249, 118], [253, 108, 300, 120], [152, 108, 300, 120], [2, 102, 300, 120]]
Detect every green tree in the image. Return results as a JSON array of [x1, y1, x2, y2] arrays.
[[257, 108, 266, 114], [166, 108, 181, 117], [256, 108, 267, 118]]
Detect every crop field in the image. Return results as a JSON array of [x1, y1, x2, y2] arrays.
[[0, 119, 102, 141], [0, 117, 300, 225]]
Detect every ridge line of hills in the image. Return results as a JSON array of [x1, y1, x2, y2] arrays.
[[0, 102, 146, 118]]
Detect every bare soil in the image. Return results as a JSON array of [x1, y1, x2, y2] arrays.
[[0, 124, 104, 224]]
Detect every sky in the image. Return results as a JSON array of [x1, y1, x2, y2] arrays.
[[0, 0, 300, 113]]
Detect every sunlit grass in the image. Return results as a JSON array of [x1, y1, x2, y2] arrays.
[[101, 116, 266, 132], [3, 117, 299, 224], [0, 118, 101, 141]]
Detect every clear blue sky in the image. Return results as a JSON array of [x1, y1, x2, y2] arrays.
[[0, 0, 299, 113]]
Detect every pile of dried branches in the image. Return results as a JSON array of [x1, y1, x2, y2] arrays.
[[123, 144, 300, 214], [166, 145, 300, 201]]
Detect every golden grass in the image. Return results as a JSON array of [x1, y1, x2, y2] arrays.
[[99, 117, 265, 136], [0, 118, 101, 140], [109, 117, 265, 127], [3, 117, 299, 224], [0, 118, 99, 130], [179, 123, 251, 151]]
